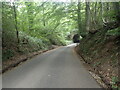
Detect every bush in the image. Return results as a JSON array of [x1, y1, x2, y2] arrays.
[[3, 49, 14, 61]]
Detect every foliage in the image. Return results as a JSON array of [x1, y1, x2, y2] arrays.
[[111, 76, 119, 88], [2, 1, 74, 61], [2, 1, 120, 62], [3, 49, 14, 61], [107, 27, 120, 36]]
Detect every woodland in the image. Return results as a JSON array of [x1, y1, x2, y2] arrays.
[[2, 1, 120, 88]]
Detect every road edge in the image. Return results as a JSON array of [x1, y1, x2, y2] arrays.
[[73, 46, 108, 89], [2, 46, 62, 74]]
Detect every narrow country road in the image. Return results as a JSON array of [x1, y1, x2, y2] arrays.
[[3, 44, 101, 88]]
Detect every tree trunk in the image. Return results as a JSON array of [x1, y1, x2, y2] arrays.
[[13, 2, 19, 44], [42, 2, 46, 26], [77, 1, 81, 34], [85, 2, 90, 32], [100, 2, 105, 27], [25, 2, 34, 31]]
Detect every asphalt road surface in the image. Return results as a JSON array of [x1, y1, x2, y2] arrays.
[[3, 44, 101, 88]]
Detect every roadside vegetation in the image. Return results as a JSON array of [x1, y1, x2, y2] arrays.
[[75, 2, 120, 89], [2, 2, 75, 61]]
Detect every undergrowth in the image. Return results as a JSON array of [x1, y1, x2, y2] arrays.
[[2, 30, 66, 61]]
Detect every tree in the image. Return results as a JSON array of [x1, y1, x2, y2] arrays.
[[77, 1, 81, 35], [13, 2, 20, 44], [85, 2, 90, 32], [25, 2, 34, 31], [42, 2, 46, 26]]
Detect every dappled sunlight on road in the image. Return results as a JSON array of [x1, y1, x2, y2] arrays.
[[66, 43, 77, 47]]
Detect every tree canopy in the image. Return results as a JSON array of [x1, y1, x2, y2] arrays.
[[2, 1, 120, 60]]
